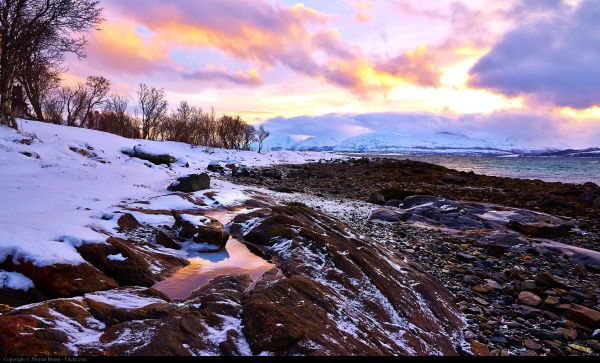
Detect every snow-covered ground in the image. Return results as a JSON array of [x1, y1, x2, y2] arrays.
[[0, 120, 336, 268]]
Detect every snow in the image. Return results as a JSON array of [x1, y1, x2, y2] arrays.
[[85, 287, 165, 309], [0, 120, 333, 268], [0, 270, 34, 291], [107, 253, 128, 261]]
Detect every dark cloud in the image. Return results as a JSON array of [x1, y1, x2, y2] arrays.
[[470, 0, 600, 109]]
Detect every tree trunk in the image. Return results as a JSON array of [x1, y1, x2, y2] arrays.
[[0, 81, 17, 129]]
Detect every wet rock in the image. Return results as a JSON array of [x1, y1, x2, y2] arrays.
[[523, 339, 542, 350], [117, 213, 141, 231], [517, 291, 542, 307], [168, 173, 211, 193], [131, 145, 176, 165]]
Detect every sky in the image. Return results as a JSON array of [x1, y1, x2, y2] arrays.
[[64, 0, 600, 148]]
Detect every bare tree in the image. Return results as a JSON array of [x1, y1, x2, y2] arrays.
[[0, 0, 103, 129], [241, 124, 256, 151], [137, 83, 168, 140], [256, 125, 270, 153], [80, 76, 110, 128], [61, 83, 87, 126]]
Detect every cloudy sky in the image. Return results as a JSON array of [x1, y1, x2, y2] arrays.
[[65, 0, 600, 147]]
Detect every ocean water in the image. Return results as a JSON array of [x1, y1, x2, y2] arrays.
[[371, 155, 600, 185]]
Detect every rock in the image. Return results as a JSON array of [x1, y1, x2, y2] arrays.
[[593, 197, 600, 210], [520, 280, 539, 292], [78, 238, 188, 286], [557, 304, 600, 329], [194, 222, 230, 250], [577, 189, 600, 204], [442, 174, 467, 185], [517, 291, 542, 307], [535, 272, 569, 289], [0, 259, 117, 299], [231, 165, 251, 178], [484, 279, 502, 291], [456, 252, 477, 263], [155, 231, 180, 250], [232, 204, 465, 355], [523, 339, 542, 350], [470, 341, 491, 356], [117, 213, 141, 231], [507, 216, 572, 238], [207, 161, 224, 173], [0, 287, 46, 307], [368, 191, 386, 205], [168, 173, 211, 193], [368, 208, 404, 223], [132, 145, 176, 165]]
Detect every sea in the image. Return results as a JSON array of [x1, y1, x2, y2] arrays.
[[363, 154, 600, 185]]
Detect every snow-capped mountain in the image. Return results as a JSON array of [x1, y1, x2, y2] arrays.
[[259, 131, 583, 155]]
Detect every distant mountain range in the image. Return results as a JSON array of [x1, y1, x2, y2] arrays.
[[257, 131, 598, 156]]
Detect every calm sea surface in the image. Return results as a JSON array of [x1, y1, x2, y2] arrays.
[[363, 155, 600, 185]]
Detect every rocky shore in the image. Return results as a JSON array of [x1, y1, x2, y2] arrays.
[[226, 157, 600, 356]]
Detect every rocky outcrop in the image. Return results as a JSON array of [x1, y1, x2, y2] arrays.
[[168, 174, 211, 193], [117, 213, 142, 231], [231, 204, 466, 355], [0, 259, 118, 299]]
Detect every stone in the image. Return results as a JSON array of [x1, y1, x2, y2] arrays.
[[558, 304, 600, 329], [155, 231, 180, 250], [117, 213, 141, 231], [168, 173, 211, 193], [518, 291, 542, 307], [471, 341, 491, 356], [368, 191, 386, 205], [207, 161, 224, 173], [0, 259, 117, 299], [593, 197, 600, 210], [194, 222, 230, 250], [369, 208, 404, 223], [442, 175, 467, 186], [131, 145, 176, 165], [535, 272, 569, 289], [456, 252, 477, 263], [523, 339, 542, 350]]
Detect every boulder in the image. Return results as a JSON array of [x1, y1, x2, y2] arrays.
[[168, 173, 211, 193], [117, 213, 141, 231], [594, 197, 600, 210], [132, 145, 176, 165]]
